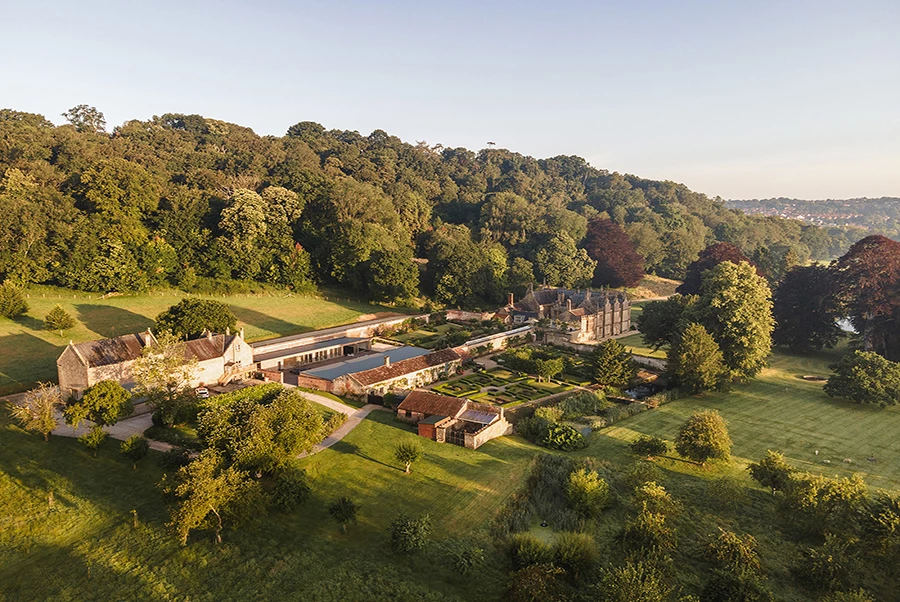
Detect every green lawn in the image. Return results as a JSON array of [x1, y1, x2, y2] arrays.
[[0, 286, 396, 395], [0, 407, 539, 602], [618, 332, 668, 359], [589, 345, 900, 491]]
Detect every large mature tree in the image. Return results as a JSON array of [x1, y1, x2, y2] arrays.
[[131, 331, 198, 427], [636, 294, 697, 351], [78, 158, 159, 246], [824, 351, 900, 406], [162, 449, 264, 545], [64, 380, 133, 428], [668, 322, 728, 394], [156, 298, 238, 340], [697, 261, 774, 380], [583, 218, 644, 288], [676, 242, 755, 296], [675, 410, 732, 465], [832, 235, 900, 360], [61, 104, 106, 133], [9, 383, 62, 441], [367, 247, 419, 303], [592, 339, 636, 388], [533, 232, 595, 288], [773, 264, 843, 351], [198, 386, 324, 473]]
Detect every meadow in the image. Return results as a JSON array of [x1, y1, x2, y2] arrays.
[[4, 341, 900, 600], [0, 409, 539, 602], [593, 344, 900, 490], [0, 286, 395, 395]]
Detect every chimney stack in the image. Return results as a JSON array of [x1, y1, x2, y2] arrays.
[[226, 326, 230, 335], [566, 299, 572, 311], [240, 327, 245, 339], [508, 292, 514, 306], [384, 355, 391, 367]]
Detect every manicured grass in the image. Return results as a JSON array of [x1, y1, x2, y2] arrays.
[[618, 332, 668, 359], [0, 406, 540, 602], [590, 345, 900, 491], [0, 286, 396, 395]]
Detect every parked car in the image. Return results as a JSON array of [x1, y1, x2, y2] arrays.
[[195, 387, 210, 399]]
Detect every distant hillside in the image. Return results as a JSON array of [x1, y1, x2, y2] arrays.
[[727, 197, 900, 239]]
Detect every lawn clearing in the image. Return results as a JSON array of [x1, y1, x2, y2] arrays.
[[587, 344, 900, 491], [0, 406, 539, 601], [0, 286, 396, 395], [618, 332, 667, 359]]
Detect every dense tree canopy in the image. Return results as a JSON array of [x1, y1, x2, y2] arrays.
[[0, 107, 851, 308], [824, 351, 900, 407], [155, 298, 238, 340], [772, 264, 843, 351], [697, 261, 774, 380], [833, 235, 900, 360], [675, 410, 733, 465], [668, 322, 728, 394], [583, 218, 644, 288], [676, 242, 755, 296]]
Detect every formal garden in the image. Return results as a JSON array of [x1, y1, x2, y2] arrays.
[[431, 367, 573, 406]]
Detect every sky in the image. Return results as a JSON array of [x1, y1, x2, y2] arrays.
[[1, 0, 898, 200]]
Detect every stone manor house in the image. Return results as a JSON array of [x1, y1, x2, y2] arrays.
[[496, 285, 631, 344]]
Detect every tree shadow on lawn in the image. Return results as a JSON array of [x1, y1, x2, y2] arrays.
[[74, 304, 155, 338], [0, 425, 168, 523], [329, 440, 397, 470], [0, 331, 65, 393], [229, 306, 307, 339], [12, 313, 45, 331]]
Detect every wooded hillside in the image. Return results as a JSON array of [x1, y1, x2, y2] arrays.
[[0, 107, 862, 308]]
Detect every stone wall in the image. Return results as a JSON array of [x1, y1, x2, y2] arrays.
[[465, 418, 513, 449]]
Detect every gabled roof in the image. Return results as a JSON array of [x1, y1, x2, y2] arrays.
[[397, 390, 466, 417], [68, 331, 156, 368], [182, 334, 236, 362], [349, 348, 461, 386]]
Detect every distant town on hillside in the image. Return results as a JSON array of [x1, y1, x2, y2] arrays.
[[727, 197, 900, 239]]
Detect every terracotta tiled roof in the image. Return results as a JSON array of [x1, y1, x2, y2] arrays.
[[397, 390, 466, 417], [350, 348, 461, 386]]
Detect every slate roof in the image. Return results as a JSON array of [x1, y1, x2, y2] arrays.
[[350, 348, 461, 386], [71, 331, 156, 367], [182, 334, 237, 362], [516, 287, 628, 315], [397, 390, 466, 417], [70, 331, 239, 368]]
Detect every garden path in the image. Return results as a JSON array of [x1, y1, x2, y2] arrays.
[[292, 389, 383, 458], [51, 412, 173, 452]]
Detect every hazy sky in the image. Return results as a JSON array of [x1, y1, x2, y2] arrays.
[[2, 0, 898, 199]]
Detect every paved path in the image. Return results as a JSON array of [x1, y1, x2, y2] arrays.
[[51, 412, 174, 452], [286, 388, 383, 458]]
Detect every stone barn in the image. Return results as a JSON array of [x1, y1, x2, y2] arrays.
[[57, 329, 253, 399], [396, 390, 512, 450]]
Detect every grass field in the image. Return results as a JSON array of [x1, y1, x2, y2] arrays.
[[618, 332, 668, 359], [0, 286, 397, 395], [592, 345, 900, 491], [0, 408, 539, 602]]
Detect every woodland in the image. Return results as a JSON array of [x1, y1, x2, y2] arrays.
[[0, 106, 864, 309]]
